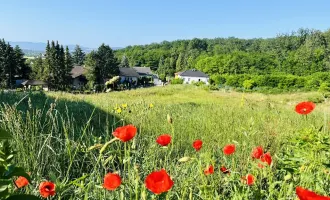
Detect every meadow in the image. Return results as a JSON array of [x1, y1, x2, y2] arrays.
[[1, 85, 330, 199]]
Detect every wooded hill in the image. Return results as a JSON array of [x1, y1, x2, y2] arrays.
[[115, 28, 330, 79]]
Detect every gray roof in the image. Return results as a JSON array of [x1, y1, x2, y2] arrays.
[[119, 67, 140, 77], [70, 66, 85, 78], [133, 67, 152, 76], [21, 80, 48, 86], [179, 69, 209, 78]]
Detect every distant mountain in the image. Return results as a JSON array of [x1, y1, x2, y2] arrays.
[[9, 41, 122, 55]]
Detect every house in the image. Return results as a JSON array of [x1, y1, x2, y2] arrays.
[[70, 66, 87, 89], [133, 67, 163, 86], [177, 69, 209, 85], [133, 67, 153, 77], [119, 67, 139, 86], [152, 74, 163, 86], [21, 80, 49, 91], [14, 75, 27, 86]]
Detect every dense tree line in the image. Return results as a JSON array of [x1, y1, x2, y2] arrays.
[[30, 41, 74, 90], [114, 28, 330, 78], [0, 39, 31, 88]]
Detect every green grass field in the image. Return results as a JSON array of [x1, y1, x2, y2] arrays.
[[1, 85, 330, 199]]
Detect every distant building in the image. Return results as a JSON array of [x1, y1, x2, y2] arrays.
[[177, 69, 209, 85], [70, 66, 87, 89], [119, 67, 140, 85], [133, 67, 163, 86], [21, 80, 49, 91], [133, 67, 153, 77]]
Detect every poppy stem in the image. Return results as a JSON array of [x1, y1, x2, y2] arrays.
[[170, 123, 175, 156]]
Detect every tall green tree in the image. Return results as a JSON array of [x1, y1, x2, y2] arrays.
[[30, 55, 44, 80], [65, 46, 74, 85], [72, 45, 85, 65], [176, 53, 186, 72], [85, 44, 119, 85], [0, 40, 16, 88], [14, 46, 31, 79], [120, 55, 130, 67]]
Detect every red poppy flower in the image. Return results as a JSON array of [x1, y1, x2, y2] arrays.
[[156, 134, 171, 146], [112, 125, 137, 142], [204, 165, 214, 175], [223, 144, 236, 155], [295, 102, 316, 115], [192, 140, 203, 151], [39, 181, 56, 198], [15, 176, 29, 188], [220, 166, 230, 175], [242, 174, 255, 186], [103, 173, 121, 191], [261, 152, 272, 166], [145, 169, 174, 194], [251, 146, 264, 159], [296, 186, 330, 200]]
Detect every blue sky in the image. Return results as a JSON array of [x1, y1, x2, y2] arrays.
[[1, 0, 330, 48]]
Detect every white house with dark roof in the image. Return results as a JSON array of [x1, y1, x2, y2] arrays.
[[177, 69, 209, 85]]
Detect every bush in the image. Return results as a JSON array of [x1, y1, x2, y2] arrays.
[[307, 95, 324, 103], [192, 81, 206, 87], [305, 78, 321, 89], [208, 84, 219, 90], [210, 75, 226, 85], [318, 82, 330, 94], [171, 78, 184, 84], [243, 80, 255, 89]]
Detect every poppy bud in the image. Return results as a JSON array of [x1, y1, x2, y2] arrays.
[[167, 114, 173, 124], [178, 157, 191, 163], [284, 173, 292, 181]]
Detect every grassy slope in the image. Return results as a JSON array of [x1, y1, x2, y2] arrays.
[[1, 85, 329, 199]]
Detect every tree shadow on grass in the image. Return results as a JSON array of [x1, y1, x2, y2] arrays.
[[0, 91, 129, 191]]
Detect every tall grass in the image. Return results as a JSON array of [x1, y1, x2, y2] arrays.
[[0, 85, 329, 199]]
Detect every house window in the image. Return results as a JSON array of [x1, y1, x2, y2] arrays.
[[188, 78, 190, 81], [198, 79, 201, 82]]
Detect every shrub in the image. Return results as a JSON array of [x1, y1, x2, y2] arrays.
[[305, 78, 321, 89], [193, 81, 206, 87], [307, 95, 324, 103], [171, 78, 184, 84], [210, 75, 226, 85], [208, 84, 219, 90], [318, 82, 330, 94], [243, 80, 255, 89]]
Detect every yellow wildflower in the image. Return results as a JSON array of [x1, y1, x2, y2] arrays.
[[121, 103, 128, 109], [149, 103, 154, 108], [116, 108, 122, 114]]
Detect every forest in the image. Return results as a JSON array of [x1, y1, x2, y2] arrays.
[[115, 28, 330, 80]]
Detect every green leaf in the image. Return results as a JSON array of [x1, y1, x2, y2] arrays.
[[318, 125, 324, 132], [0, 184, 8, 192], [0, 188, 9, 198], [6, 194, 41, 200], [0, 129, 11, 140]]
